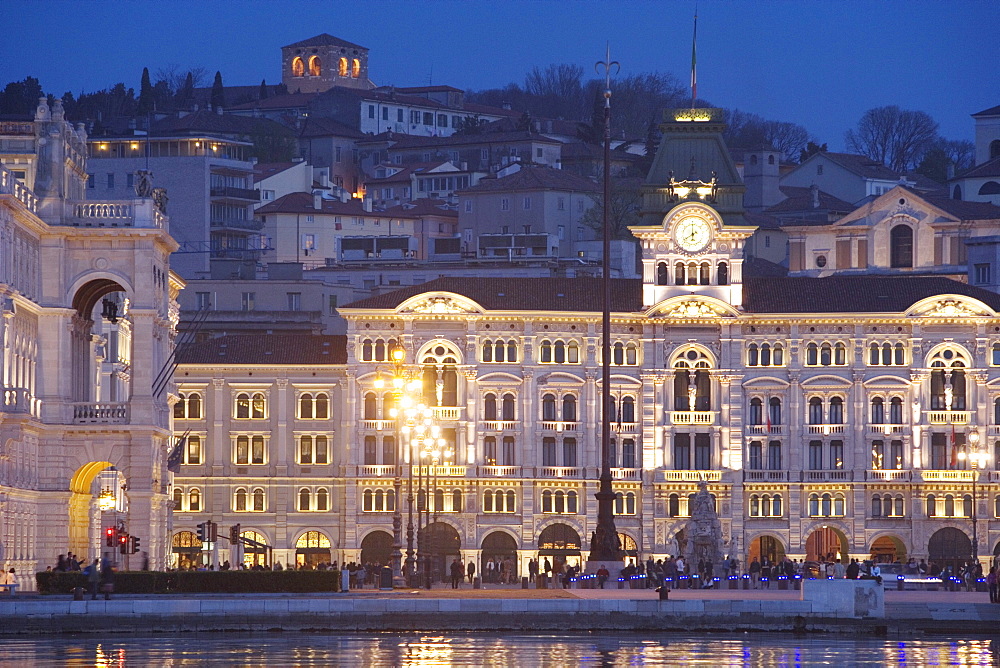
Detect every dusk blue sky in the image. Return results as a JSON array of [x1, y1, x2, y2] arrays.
[[4, 0, 998, 151]]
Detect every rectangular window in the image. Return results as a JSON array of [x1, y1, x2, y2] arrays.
[[975, 263, 991, 285], [673, 433, 690, 469], [423, 112, 433, 126], [931, 432, 947, 469], [195, 292, 212, 310], [464, 201, 472, 213], [830, 440, 844, 469], [328, 294, 338, 313], [542, 437, 556, 466], [397, 109, 403, 122], [437, 114, 447, 127], [747, 441, 763, 470], [808, 440, 823, 470], [410, 110, 419, 124], [287, 292, 301, 311], [501, 198, 509, 211], [481, 148, 489, 160], [890, 440, 904, 470], [767, 440, 782, 470], [87, 174, 95, 189], [557, 197, 565, 211], [502, 436, 516, 466], [382, 107, 389, 121], [694, 433, 711, 470], [335, 146, 342, 163], [241, 292, 255, 311], [364, 436, 377, 465], [557, 225, 565, 240], [872, 440, 885, 469], [368, 105, 375, 119], [536, 147, 543, 158], [185, 435, 202, 465], [107, 173, 115, 189], [562, 438, 577, 467], [523, 196, 531, 210], [127, 173, 134, 188]]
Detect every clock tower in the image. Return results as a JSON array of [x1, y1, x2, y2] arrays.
[[630, 108, 757, 309]]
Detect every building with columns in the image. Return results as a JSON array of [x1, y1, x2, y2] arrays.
[[169, 109, 1000, 578], [0, 99, 181, 588]]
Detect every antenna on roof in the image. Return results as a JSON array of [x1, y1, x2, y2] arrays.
[[428, 64, 433, 87]]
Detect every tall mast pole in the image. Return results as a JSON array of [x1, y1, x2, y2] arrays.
[[589, 44, 622, 565]]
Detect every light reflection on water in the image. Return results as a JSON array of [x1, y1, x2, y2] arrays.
[[2, 633, 999, 666]]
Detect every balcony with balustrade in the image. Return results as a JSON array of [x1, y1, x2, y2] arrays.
[[482, 420, 519, 432], [921, 470, 977, 482], [611, 467, 640, 480], [414, 465, 468, 477], [806, 424, 845, 435], [69, 199, 166, 229], [2, 387, 37, 417], [361, 419, 396, 431], [926, 411, 971, 425], [72, 402, 129, 424], [657, 470, 722, 482], [537, 466, 582, 479], [432, 406, 462, 421], [801, 469, 853, 482], [358, 464, 396, 478], [540, 420, 578, 432], [669, 411, 716, 425], [743, 470, 788, 482], [612, 422, 639, 434], [865, 469, 911, 482], [868, 424, 906, 435], [745, 425, 784, 436]]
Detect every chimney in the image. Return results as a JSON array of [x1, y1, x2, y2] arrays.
[[810, 183, 820, 209], [947, 162, 955, 180], [313, 193, 322, 210], [363, 196, 373, 212]]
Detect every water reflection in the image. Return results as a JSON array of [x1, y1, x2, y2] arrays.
[[2, 633, 999, 667]]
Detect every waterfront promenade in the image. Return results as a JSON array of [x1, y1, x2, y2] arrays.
[[1, 584, 997, 636]]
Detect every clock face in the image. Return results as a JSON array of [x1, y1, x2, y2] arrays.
[[674, 215, 712, 252]]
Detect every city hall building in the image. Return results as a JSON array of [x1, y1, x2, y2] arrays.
[[171, 109, 1000, 575]]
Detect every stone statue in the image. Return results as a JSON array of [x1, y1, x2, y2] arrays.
[[135, 170, 153, 198], [152, 187, 168, 214], [684, 479, 724, 568]]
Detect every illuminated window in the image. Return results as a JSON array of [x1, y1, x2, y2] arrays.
[[291, 57, 305, 77], [338, 58, 348, 76], [308, 56, 321, 77], [352, 58, 361, 78]]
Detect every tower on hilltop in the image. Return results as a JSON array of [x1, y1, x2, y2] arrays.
[[281, 34, 373, 94]]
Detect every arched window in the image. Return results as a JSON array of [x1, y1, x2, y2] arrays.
[[657, 262, 668, 285], [945, 494, 955, 517], [361, 340, 373, 361], [252, 488, 264, 511], [675, 262, 685, 285], [484, 490, 494, 512], [995, 398, 1000, 425], [890, 224, 913, 268], [747, 344, 759, 366], [829, 397, 844, 424], [893, 495, 903, 517], [621, 396, 635, 423], [562, 395, 577, 422], [808, 397, 823, 425], [542, 394, 557, 421], [809, 493, 820, 516], [352, 58, 361, 78], [926, 494, 937, 517], [308, 55, 321, 77], [174, 395, 186, 419], [761, 494, 771, 517], [749, 398, 763, 425], [542, 489, 552, 513], [452, 489, 463, 513], [421, 344, 460, 407], [889, 397, 903, 424], [612, 342, 624, 365], [760, 343, 771, 366], [482, 341, 493, 362], [299, 488, 311, 511], [668, 493, 680, 517], [235, 435, 249, 464], [806, 343, 818, 366], [373, 489, 384, 512], [769, 397, 782, 425], [567, 341, 580, 363], [507, 341, 518, 362], [236, 393, 250, 419], [338, 57, 348, 77], [768, 154, 775, 165], [316, 488, 329, 511], [484, 393, 497, 420], [251, 435, 265, 464], [820, 343, 832, 366], [750, 495, 760, 516], [717, 261, 729, 285], [187, 393, 202, 419], [625, 343, 638, 365], [189, 488, 201, 512], [992, 140, 1000, 160], [963, 494, 973, 517], [506, 490, 516, 512], [772, 495, 782, 516], [300, 393, 313, 419], [983, 182, 1000, 196], [554, 490, 565, 513], [292, 57, 305, 77], [953, 185, 962, 200], [540, 340, 552, 363], [251, 393, 266, 419], [687, 261, 698, 286], [699, 262, 710, 285], [872, 494, 882, 517], [363, 489, 374, 512], [374, 340, 386, 361], [235, 487, 247, 512], [869, 343, 880, 366], [567, 490, 578, 513], [930, 348, 969, 410], [386, 488, 395, 511], [315, 393, 328, 419], [173, 486, 183, 509], [871, 397, 885, 424], [501, 393, 515, 420], [834, 343, 846, 365], [821, 493, 833, 516], [615, 491, 624, 514]]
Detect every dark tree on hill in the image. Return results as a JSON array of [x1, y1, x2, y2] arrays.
[[0, 76, 44, 115], [845, 105, 939, 172], [633, 116, 661, 177], [210, 71, 225, 110], [580, 176, 643, 240], [723, 109, 812, 161], [914, 138, 976, 183], [137, 67, 154, 115], [177, 72, 195, 107], [798, 141, 828, 163], [62, 83, 137, 124], [577, 88, 605, 145], [454, 115, 488, 135], [259, 79, 269, 101]]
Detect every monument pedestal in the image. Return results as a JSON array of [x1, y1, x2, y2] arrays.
[[583, 559, 624, 575]]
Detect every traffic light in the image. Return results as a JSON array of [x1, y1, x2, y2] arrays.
[[196, 522, 207, 543], [209, 521, 218, 542], [229, 524, 241, 544], [118, 532, 129, 554], [105, 527, 116, 547], [131, 536, 141, 554]]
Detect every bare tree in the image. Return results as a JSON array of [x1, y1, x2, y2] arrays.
[[580, 177, 643, 239], [154, 64, 209, 94], [845, 106, 939, 172], [523, 64, 586, 121], [723, 108, 811, 160]]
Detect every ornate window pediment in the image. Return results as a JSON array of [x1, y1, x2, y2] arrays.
[[647, 295, 739, 319], [397, 292, 483, 315], [905, 295, 995, 319]]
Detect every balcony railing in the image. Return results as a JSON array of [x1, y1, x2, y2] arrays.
[[0, 164, 38, 213], [802, 469, 852, 482], [210, 216, 265, 231], [612, 422, 639, 434], [611, 467, 640, 480], [359, 465, 395, 477], [990, 471, 1000, 483], [743, 470, 788, 482], [869, 424, 905, 434], [70, 200, 166, 229], [541, 420, 577, 432], [210, 186, 260, 201], [478, 465, 522, 477], [432, 407, 461, 420], [72, 402, 129, 424], [806, 424, 845, 435], [927, 411, 971, 425], [415, 465, 467, 477], [865, 470, 910, 481], [482, 420, 519, 431], [989, 426, 1000, 437], [670, 411, 715, 425], [746, 425, 784, 436], [2, 387, 34, 415], [921, 470, 977, 482], [658, 470, 722, 482], [538, 466, 581, 478], [362, 419, 395, 430]]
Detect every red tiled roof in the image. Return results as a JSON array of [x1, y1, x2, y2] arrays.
[[283, 34, 366, 50], [460, 166, 598, 193], [150, 110, 292, 138], [229, 92, 318, 112], [298, 116, 364, 139], [816, 152, 902, 181], [955, 156, 1000, 180], [381, 198, 458, 218], [767, 186, 855, 214], [254, 162, 298, 183], [177, 334, 347, 365], [972, 105, 1000, 117], [257, 192, 416, 217], [360, 130, 560, 151]]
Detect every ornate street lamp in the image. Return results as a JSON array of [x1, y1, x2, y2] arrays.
[[958, 431, 988, 569]]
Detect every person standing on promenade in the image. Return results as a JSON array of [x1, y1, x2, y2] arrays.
[[467, 560, 475, 584], [987, 567, 998, 603], [834, 559, 846, 579], [450, 559, 463, 589], [749, 558, 761, 588], [596, 564, 610, 589], [85, 559, 100, 599], [528, 558, 538, 583], [846, 559, 860, 580], [99, 558, 114, 600]]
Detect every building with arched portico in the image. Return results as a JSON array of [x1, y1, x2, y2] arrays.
[[0, 99, 181, 588]]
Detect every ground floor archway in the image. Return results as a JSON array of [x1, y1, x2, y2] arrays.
[[68, 461, 115, 560], [619, 532, 638, 562], [481, 531, 518, 583], [748, 535, 786, 565], [240, 530, 270, 568], [420, 522, 461, 583], [928, 527, 972, 574], [172, 530, 203, 570], [360, 530, 393, 568], [295, 530, 331, 569], [870, 535, 907, 563], [804, 526, 848, 562], [537, 523, 582, 573]]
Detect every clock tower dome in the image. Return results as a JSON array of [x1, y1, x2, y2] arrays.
[[630, 108, 757, 309]]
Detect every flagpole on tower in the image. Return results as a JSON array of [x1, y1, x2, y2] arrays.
[[691, 6, 698, 108]]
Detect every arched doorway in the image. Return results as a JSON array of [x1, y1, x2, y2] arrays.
[[537, 523, 581, 572], [928, 527, 972, 574], [420, 522, 461, 583], [68, 461, 116, 559], [71, 278, 130, 406], [295, 531, 331, 569], [360, 530, 393, 567], [804, 526, 848, 562], [172, 531, 202, 569], [870, 535, 907, 563], [481, 531, 518, 583], [240, 530, 270, 568], [749, 535, 786, 565], [619, 532, 638, 564]]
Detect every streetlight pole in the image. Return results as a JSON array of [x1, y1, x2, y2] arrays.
[[959, 430, 986, 571]]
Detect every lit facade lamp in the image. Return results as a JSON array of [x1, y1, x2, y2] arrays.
[[97, 488, 116, 512], [957, 430, 987, 569]]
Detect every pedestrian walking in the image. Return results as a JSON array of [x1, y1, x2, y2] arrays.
[[85, 559, 101, 599], [450, 559, 463, 589], [467, 560, 476, 584]]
